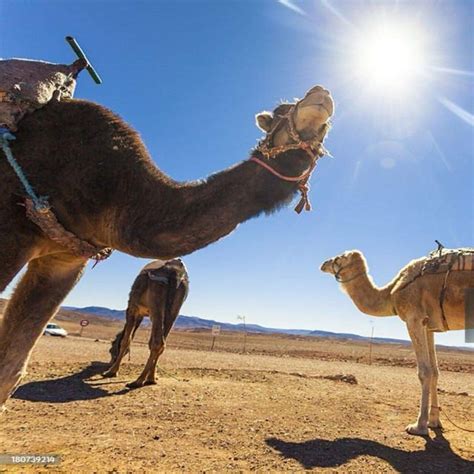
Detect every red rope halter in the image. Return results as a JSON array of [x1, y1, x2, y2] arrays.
[[249, 155, 317, 213]]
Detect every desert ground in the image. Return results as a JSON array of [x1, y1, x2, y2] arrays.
[[0, 312, 473, 473]]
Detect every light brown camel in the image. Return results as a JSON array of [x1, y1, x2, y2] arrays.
[[0, 84, 334, 410], [320, 249, 474, 435], [105, 258, 189, 388]]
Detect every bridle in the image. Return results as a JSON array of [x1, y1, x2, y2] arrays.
[[331, 257, 366, 283], [249, 102, 329, 214]]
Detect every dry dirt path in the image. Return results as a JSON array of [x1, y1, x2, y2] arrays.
[[1, 336, 473, 473]]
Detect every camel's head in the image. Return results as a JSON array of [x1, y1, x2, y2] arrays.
[[255, 85, 334, 160], [320, 250, 366, 277]]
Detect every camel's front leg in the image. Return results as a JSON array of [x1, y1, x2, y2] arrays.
[[427, 330, 442, 429], [0, 243, 35, 293], [405, 316, 432, 436], [0, 253, 87, 411]]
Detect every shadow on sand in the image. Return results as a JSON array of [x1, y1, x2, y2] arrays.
[[266, 431, 473, 473], [13, 361, 129, 402]]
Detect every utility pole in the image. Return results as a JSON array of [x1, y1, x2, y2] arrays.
[[368, 320, 375, 365], [210, 325, 220, 351], [237, 315, 247, 353]]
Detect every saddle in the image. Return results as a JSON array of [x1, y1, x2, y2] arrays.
[[394, 247, 474, 332], [0, 58, 87, 131], [145, 259, 189, 288], [422, 247, 474, 275], [0, 39, 112, 262]]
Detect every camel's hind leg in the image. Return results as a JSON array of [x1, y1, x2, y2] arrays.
[[103, 308, 140, 378], [0, 253, 87, 410], [143, 282, 187, 386], [427, 330, 442, 429], [127, 285, 167, 389], [143, 282, 187, 385], [127, 280, 187, 389], [405, 315, 433, 436]]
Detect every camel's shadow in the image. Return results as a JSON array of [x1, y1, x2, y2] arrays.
[[266, 431, 473, 473], [13, 361, 129, 403]]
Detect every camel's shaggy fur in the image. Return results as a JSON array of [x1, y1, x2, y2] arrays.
[[0, 84, 333, 410]]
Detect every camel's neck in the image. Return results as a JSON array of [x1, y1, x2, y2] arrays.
[[114, 155, 301, 258], [340, 270, 396, 317]]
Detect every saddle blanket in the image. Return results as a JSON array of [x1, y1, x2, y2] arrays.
[[139, 260, 166, 274], [394, 247, 474, 294], [139, 259, 188, 290], [392, 247, 474, 332]]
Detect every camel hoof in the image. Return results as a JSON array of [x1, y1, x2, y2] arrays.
[[144, 380, 157, 386], [126, 381, 144, 389], [102, 371, 118, 378], [405, 423, 428, 436]]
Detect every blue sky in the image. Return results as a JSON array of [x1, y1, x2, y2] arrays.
[[1, 1, 472, 346]]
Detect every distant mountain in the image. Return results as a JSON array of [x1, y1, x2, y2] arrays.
[[63, 305, 312, 334], [64, 304, 411, 345], [308, 329, 414, 345], [63, 306, 126, 320], [1, 298, 471, 350]]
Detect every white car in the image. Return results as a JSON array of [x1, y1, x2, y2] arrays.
[[43, 323, 68, 337]]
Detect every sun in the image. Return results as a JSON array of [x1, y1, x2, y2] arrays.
[[352, 21, 427, 95]]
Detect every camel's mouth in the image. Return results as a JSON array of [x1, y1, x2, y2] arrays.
[[299, 87, 334, 119], [319, 102, 333, 118], [320, 259, 334, 273]]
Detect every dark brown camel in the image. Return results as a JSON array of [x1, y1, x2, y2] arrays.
[[105, 258, 189, 388], [0, 84, 334, 410]]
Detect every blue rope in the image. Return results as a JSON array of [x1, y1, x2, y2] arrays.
[[0, 127, 50, 211]]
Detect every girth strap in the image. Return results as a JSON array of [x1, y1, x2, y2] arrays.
[[1, 127, 112, 262]]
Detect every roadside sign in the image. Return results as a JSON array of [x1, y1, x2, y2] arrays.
[[79, 319, 89, 337]]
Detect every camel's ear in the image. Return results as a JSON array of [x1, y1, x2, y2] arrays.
[[255, 111, 273, 132]]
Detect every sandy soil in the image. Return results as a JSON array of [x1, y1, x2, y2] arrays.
[[1, 331, 473, 473]]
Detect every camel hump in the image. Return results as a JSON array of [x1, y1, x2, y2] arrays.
[[0, 58, 85, 131]]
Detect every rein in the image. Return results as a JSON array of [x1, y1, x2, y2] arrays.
[[250, 105, 327, 214], [249, 155, 316, 214]]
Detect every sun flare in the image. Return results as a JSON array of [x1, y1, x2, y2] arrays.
[[352, 22, 426, 95]]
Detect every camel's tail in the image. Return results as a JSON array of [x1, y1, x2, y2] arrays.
[[162, 270, 189, 332], [165, 273, 181, 315], [130, 316, 144, 339], [109, 316, 144, 363]]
